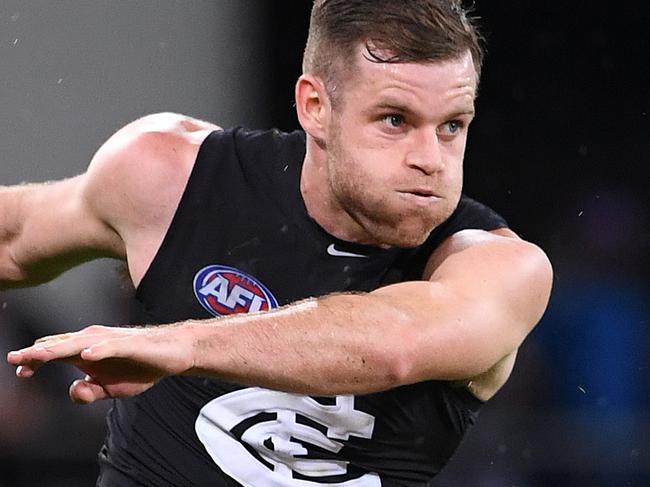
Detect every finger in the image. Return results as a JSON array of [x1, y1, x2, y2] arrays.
[[12, 335, 100, 364], [10, 326, 140, 365], [7, 350, 27, 365], [15, 364, 36, 378], [80, 335, 145, 362], [8, 352, 44, 378], [8, 336, 73, 365], [34, 332, 73, 345], [34, 325, 115, 345], [69, 376, 110, 404], [33, 325, 125, 352]]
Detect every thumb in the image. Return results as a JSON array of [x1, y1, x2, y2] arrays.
[[69, 376, 110, 404]]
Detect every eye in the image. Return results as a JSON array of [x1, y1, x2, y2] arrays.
[[382, 114, 405, 129], [438, 120, 463, 136]]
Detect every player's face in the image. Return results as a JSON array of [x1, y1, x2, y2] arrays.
[[326, 49, 477, 247]]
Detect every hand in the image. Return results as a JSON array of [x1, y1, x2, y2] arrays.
[[6, 324, 195, 404]]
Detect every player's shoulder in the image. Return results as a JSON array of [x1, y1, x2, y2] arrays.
[[81, 113, 221, 233], [126, 112, 222, 139], [106, 112, 221, 161], [86, 112, 218, 182]]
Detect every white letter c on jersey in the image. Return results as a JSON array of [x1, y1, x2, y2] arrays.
[[195, 388, 380, 486]]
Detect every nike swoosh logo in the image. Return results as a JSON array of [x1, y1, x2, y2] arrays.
[[326, 244, 369, 259]]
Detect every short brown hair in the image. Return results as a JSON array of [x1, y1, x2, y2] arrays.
[[303, 0, 484, 100]]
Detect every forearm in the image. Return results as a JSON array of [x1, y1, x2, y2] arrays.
[[186, 293, 414, 395]]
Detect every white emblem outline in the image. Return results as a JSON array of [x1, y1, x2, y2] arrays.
[[195, 388, 380, 486]]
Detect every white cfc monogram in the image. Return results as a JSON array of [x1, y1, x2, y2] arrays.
[[195, 388, 381, 486]]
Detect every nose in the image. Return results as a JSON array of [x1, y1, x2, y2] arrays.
[[405, 129, 444, 175]]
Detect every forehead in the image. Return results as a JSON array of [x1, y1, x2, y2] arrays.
[[341, 47, 477, 110]]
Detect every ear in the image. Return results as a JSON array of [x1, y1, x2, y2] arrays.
[[295, 74, 331, 141]]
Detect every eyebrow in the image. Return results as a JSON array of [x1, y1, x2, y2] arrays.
[[373, 101, 411, 113], [370, 100, 475, 119], [445, 108, 475, 118]]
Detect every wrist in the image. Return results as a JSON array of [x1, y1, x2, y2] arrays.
[[180, 319, 214, 376]]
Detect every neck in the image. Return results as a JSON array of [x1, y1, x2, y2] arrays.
[[300, 138, 374, 245]]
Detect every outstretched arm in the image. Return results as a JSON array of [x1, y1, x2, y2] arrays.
[[8, 229, 552, 403]]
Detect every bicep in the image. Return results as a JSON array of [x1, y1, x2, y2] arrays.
[[371, 231, 553, 381]]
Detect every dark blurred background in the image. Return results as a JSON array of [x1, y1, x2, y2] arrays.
[[1, 1, 648, 486]]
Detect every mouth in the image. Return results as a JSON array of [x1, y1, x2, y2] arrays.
[[395, 191, 442, 210], [397, 189, 441, 201]]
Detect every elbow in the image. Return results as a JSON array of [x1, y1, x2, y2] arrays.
[[359, 295, 431, 388], [0, 266, 34, 290], [374, 320, 422, 388], [375, 315, 489, 385], [518, 241, 554, 330], [0, 245, 29, 289], [0, 269, 29, 290], [389, 351, 418, 388]]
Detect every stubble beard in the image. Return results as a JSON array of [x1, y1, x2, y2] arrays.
[[327, 132, 450, 248]]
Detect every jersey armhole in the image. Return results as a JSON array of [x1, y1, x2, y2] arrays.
[[134, 129, 223, 298]]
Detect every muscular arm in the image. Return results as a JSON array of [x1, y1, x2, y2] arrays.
[[188, 230, 552, 394], [0, 113, 219, 289], [0, 177, 123, 288], [8, 229, 552, 402]]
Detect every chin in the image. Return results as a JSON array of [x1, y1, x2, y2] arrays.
[[391, 232, 431, 248], [346, 195, 454, 248], [373, 221, 436, 248]]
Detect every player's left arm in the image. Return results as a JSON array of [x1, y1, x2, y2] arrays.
[[7, 228, 552, 402], [405, 227, 551, 400], [373, 227, 551, 378], [194, 228, 551, 394]]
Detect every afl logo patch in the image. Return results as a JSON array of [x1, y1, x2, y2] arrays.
[[193, 265, 278, 317]]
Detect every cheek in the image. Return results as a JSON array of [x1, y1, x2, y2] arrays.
[[335, 140, 390, 180], [443, 168, 463, 201], [442, 146, 465, 178], [353, 152, 402, 190], [447, 159, 463, 183], [333, 124, 421, 187]]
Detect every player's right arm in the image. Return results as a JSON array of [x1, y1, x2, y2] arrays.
[[0, 112, 219, 290], [0, 170, 125, 289]]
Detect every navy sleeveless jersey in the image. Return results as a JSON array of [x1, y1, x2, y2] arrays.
[[97, 128, 508, 486]]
